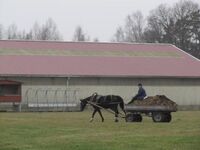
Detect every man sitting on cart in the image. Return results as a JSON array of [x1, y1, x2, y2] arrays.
[[128, 83, 147, 104]]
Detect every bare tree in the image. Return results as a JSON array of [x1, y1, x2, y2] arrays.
[[5, 24, 29, 40], [112, 27, 125, 42], [144, 0, 200, 59], [125, 11, 145, 42], [173, 0, 199, 49], [73, 26, 90, 42], [4, 18, 62, 41], [0, 24, 3, 39], [173, 0, 199, 21], [143, 13, 163, 43], [40, 18, 62, 40], [7, 24, 19, 39], [93, 37, 99, 42], [17, 30, 26, 40], [6, 25, 33, 40], [25, 19, 62, 41], [144, 4, 175, 43], [24, 30, 33, 40], [113, 11, 145, 43], [30, 22, 41, 40]]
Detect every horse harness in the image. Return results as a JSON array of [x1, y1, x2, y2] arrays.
[[87, 93, 125, 118], [89, 93, 121, 105], [90, 93, 107, 104]]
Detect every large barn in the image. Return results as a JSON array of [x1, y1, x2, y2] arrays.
[[0, 40, 200, 111]]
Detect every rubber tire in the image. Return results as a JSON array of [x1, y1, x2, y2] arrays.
[[133, 114, 142, 122], [152, 112, 165, 122], [163, 113, 172, 122], [125, 113, 134, 122]]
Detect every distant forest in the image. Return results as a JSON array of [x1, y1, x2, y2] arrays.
[[0, 0, 199, 59]]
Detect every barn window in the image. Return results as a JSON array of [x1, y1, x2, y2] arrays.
[[0, 80, 21, 103]]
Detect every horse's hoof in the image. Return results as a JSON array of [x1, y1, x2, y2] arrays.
[[115, 119, 119, 122], [89, 118, 94, 122], [102, 119, 104, 122]]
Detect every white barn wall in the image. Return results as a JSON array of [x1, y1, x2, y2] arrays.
[[1, 77, 200, 110]]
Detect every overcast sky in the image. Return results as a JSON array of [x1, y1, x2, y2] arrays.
[[0, 0, 200, 41]]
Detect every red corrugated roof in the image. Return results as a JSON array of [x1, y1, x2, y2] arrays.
[[0, 40, 199, 78]]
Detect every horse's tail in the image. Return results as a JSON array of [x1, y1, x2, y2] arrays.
[[119, 97, 126, 115]]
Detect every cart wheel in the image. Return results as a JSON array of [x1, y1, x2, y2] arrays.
[[125, 113, 134, 122], [133, 114, 142, 122], [163, 113, 172, 122], [152, 112, 165, 122]]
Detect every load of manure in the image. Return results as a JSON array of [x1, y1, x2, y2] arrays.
[[132, 95, 177, 110]]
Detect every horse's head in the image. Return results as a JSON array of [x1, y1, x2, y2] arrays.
[[80, 97, 89, 111], [80, 93, 98, 111]]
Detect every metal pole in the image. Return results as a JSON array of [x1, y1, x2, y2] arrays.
[[74, 89, 78, 106], [35, 89, 41, 112], [35, 90, 38, 111], [45, 89, 51, 112], [66, 77, 70, 111], [25, 88, 32, 112], [66, 77, 70, 89], [54, 88, 61, 111], [64, 90, 68, 112]]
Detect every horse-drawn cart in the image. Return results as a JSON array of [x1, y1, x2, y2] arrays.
[[80, 94, 177, 123], [124, 95, 178, 123]]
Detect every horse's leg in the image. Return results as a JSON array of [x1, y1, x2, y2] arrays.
[[113, 106, 119, 122], [111, 106, 119, 122], [115, 108, 119, 122], [119, 101, 126, 115], [90, 108, 97, 122], [97, 109, 104, 122]]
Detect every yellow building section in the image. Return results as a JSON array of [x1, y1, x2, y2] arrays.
[[0, 48, 181, 58]]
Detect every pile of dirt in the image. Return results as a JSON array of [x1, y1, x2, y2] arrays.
[[133, 95, 177, 110]]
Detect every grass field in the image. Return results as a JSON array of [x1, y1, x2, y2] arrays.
[[0, 111, 200, 150]]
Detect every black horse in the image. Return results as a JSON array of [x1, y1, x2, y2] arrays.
[[80, 93, 126, 122]]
